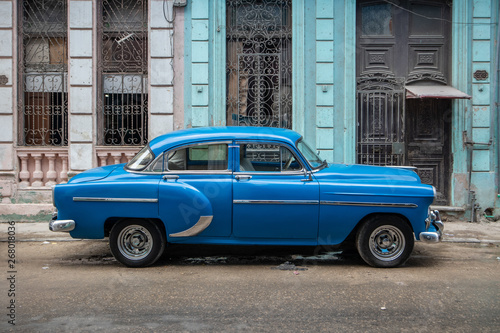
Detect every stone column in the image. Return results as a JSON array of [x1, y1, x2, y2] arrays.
[[149, 0, 175, 138], [31, 153, 44, 187], [45, 153, 57, 186], [0, 1, 15, 202], [18, 153, 30, 188], [68, 0, 95, 176]]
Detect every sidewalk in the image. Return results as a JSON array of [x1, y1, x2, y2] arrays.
[[1, 220, 500, 243]]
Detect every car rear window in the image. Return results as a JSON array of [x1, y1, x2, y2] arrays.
[[126, 146, 154, 171]]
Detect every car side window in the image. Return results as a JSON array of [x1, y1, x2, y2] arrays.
[[164, 143, 228, 171], [239, 143, 302, 172]]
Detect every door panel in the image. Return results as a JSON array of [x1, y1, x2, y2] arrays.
[[233, 143, 319, 240], [233, 173, 319, 239]]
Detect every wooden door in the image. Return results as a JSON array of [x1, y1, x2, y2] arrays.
[[406, 99, 451, 205], [356, 0, 452, 204]]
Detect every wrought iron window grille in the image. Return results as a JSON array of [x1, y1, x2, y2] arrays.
[[98, 0, 148, 146], [19, 0, 68, 146], [226, 0, 292, 129], [356, 75, 406, 166]]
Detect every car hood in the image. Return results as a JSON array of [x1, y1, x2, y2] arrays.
[[68, 164, 124, 184], [315, 163, 422, 184]]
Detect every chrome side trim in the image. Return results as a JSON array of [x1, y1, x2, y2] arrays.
[[49, 219, 75, 232], [73, 197, 158, 203], [321, 201, 418, 208], [234, 200, 318, 205], [169, 216, 213, 238]]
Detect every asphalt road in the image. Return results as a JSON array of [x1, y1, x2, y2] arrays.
[[1, 237, 499, 332]]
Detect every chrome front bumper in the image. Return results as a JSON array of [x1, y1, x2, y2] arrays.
[[49, 212, 75, 232], [419, 210, 444, 243]]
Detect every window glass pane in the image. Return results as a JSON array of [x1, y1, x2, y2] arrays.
[[126, 146, 154, 171], [281, 146, 301, 171], [410, 4, 443, 36], [166, 144, 228, 171], [297, 139, 323, 168], [167, 149, 187, 170], [239, 143, 301, 172], [148, 155, 163, 172], [361, 4, 392, 36]]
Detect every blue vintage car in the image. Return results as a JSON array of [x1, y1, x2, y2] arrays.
[[50, 126, 443, 268]]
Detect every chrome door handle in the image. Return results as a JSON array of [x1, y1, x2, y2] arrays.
[[235, 175, 252, 180], [163, 175, 179, 181]]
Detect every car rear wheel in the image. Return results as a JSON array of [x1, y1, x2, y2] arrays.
[[356, 215, 414, 268], [109, 219, 165, 267]]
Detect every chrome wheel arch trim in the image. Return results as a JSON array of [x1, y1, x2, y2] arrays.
[[169, 216, 213, 238]]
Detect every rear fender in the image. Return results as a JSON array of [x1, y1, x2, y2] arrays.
[[158, 181, 213, 240]]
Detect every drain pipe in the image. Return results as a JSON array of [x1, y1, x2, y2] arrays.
[[466, 133, 476, 222], [464, 132, 492, 222]]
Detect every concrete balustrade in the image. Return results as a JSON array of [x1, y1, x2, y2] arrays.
[[17, 149, 69, 188]]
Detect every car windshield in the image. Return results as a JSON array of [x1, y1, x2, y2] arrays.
[[296, 139, 326, 169], [126, 146, 154, 171]]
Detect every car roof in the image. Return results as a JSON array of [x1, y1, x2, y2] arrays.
[[148, 126, 302, 154]]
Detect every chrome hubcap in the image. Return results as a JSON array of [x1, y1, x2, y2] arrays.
[[117, 225, 153, 261], [369, 225, 405, 261]]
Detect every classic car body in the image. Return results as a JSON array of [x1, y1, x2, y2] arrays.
[[51, 127, 443, 267]]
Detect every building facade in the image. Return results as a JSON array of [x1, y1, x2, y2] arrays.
[[0, 0, 498, 220]]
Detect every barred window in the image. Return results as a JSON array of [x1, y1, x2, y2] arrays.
[[226, 0, 292, 129], [19, 0, 68, 146], [98, 0, 148, 146]]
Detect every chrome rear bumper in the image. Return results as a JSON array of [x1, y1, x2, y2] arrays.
[[419, 210, 444, 243]]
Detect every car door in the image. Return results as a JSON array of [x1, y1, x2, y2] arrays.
[[158, 142, 233, 238], [232, 142, 320, 242]]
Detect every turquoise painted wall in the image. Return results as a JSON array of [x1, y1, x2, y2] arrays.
[[183, 0, 499, 213], [456, 0, 499, 212], [184, 0, 355, 165]]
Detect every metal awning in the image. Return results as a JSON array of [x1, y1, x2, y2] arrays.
[[406, 85, 471, 99]]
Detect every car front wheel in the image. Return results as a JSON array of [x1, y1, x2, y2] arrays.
[[109, 219, 166, 267], [356, 215, 414, 268]]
